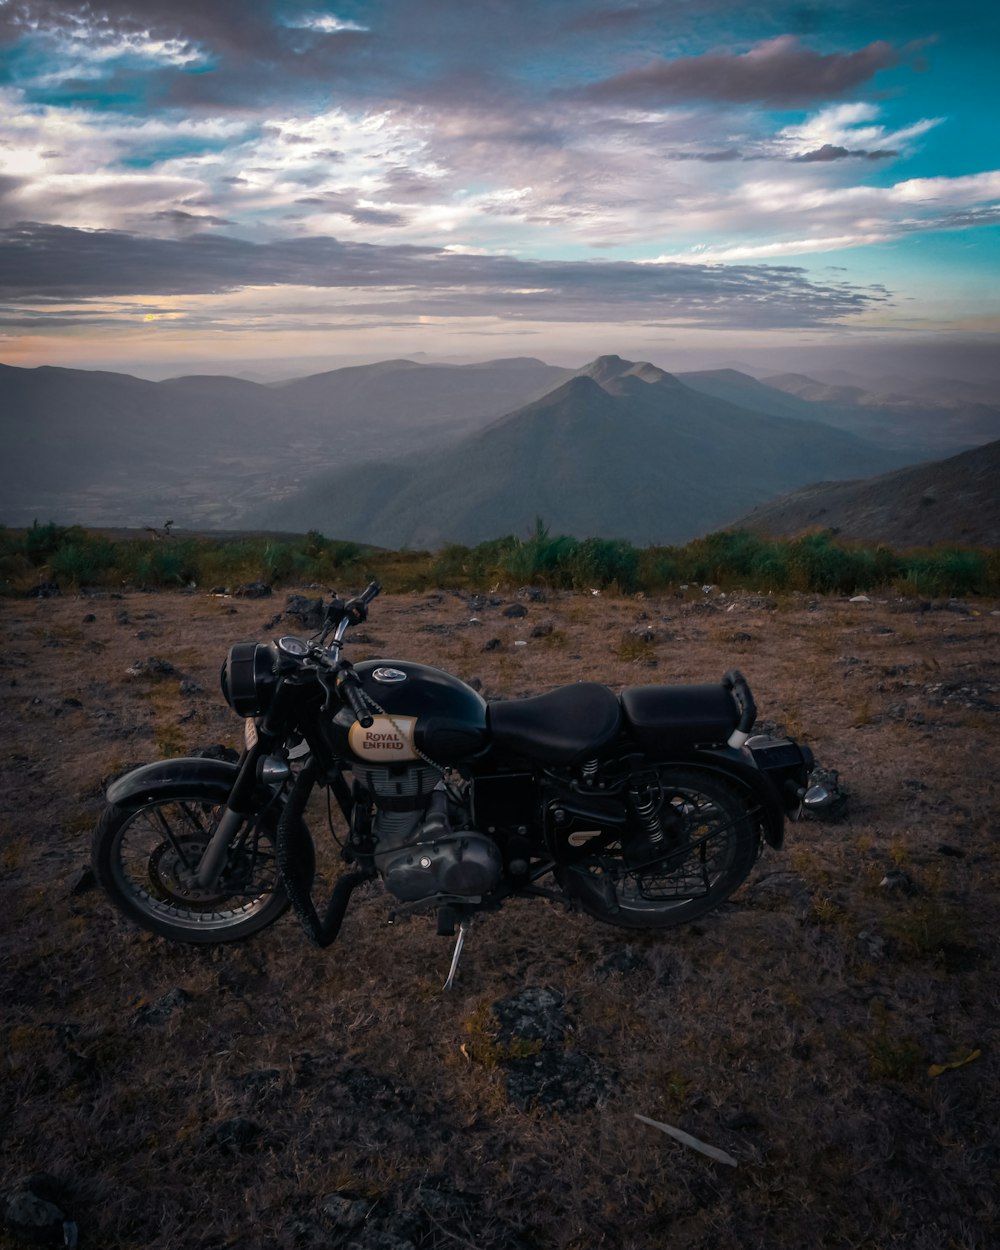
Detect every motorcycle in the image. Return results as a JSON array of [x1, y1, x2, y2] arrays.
[[93, 584, 830, 985]]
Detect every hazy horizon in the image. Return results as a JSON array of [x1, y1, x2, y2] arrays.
[[1, 1, 997, 379]]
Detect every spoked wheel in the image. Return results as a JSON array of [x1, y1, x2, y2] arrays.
[[93, 789, 290, 942], [556, 769, 759, 929]]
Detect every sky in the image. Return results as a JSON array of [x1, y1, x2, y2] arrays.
[[1, 0, 998, 379]]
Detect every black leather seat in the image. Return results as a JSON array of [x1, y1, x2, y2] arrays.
[[620, 683, 739, 752], [488, 682, 622, 764]]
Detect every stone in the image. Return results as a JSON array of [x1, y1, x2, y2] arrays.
[[502, 603, 528, 618], [233, 582, 272, 599], [1, 1173, 71, 1246], [133, 987, 192, 1025], [284, 594, 325, 631], [125, 656, 177, 679], [322, 1194, 370, 1230]]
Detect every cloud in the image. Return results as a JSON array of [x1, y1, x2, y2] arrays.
[[0, 220, 882, 328], [779, 102, 942, 159], [793, 144, 897, 162], [575, 35, 900, 107]]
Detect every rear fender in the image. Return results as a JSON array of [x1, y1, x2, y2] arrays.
[[660, 749, 786, 850]]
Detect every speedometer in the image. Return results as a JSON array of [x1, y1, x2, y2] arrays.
[[277, 635, 309, 657]]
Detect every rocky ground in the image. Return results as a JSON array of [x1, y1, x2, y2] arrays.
[[1, 583, 998, 1249]]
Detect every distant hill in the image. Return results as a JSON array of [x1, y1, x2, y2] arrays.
[[758, 372, 1000, 453], [678, 368, 1000, 455], [728, 439, 1000, 548], [0, 357, 568, 527], [256, 355, 915, 548]]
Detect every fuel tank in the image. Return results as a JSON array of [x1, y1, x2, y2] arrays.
[[320, 660, 489, 765]]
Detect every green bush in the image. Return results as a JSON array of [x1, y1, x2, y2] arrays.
[[565, 537, 639, 592], [4, 521, 997, 598], [900, 548, 986, 597], [49, 538, 119, 585]]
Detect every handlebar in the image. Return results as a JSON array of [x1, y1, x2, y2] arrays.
[[336, 666, 374, 729]]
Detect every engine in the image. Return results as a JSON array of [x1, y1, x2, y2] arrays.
[[353, 763, 503, 905]]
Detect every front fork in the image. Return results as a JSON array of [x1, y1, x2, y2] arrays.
[[193, 694, 292, 890], [194, 805, 251, 889]]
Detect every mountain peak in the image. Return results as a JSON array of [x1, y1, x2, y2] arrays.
[[576, 355, 677, 388]]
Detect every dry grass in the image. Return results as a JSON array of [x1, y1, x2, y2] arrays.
[[1, 586, 999, 1249]]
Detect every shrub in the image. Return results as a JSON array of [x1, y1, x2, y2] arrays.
[[565, 537, 639, 592]]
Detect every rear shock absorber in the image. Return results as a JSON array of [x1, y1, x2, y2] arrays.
[[627, 779, 665, 855], [580, 758, 599, 787]]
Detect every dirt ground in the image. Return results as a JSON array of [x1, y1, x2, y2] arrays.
[[1, 583, 998, 1249]]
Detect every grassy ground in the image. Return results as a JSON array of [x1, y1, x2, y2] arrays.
[[1, 585, 997, 1249]]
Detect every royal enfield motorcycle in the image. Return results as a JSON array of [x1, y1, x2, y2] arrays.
[[93, 584, 829, 983]]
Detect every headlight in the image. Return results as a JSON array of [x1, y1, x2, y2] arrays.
[[220, 641, 278, 716]]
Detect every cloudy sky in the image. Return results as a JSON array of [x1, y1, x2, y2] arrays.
[[1, 0, 998, 376]]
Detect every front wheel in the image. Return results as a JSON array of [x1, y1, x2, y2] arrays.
[[556, 768, 759, 930], [92, 787, 291, 943]]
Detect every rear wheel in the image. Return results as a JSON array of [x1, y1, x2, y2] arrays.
[[92, 787, 290, 943], [556, 769, 758, 929]]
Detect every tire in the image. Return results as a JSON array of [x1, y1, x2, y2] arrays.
[[92, 785, 291, 943], [556, 768, 758, 930]]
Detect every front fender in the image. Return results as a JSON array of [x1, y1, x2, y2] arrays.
[[660, 748, 786, 850], [104, 757, 241, 809]]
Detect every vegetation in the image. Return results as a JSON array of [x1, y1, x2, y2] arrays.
[[2, 518, 999, 598]]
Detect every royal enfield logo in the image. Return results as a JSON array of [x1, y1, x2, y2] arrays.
[[371, 667, 407, 683], [348, 715, 419, 761]]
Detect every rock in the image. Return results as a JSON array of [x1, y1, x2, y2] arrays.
[[493, 986, 569, 1046], [530, 621, 554, 638], [125, 657, 177, 679], [593, 948, 648, 981], [82, 613, 96, 624], [481, 638, 502, 652], [518, 586, 547, 602], [27, 582, 61, 599], [133, 987, 192, 1025], [937, 844, 965, 858], [1, 1173, 72, 1246], [504, 1047, 610, 1114], [322, 1194, 370, 1230], [284, 594, 325, 630], [179, 679, 203, 697], [190, 744, 240, 762], [503, 603, 528, 618], [849, 594, 871, 603], [233, 582, 272, 599], [880, 869, 917, 894]]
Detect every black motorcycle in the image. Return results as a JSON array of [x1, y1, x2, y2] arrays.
[[93, 584, 829, 983]]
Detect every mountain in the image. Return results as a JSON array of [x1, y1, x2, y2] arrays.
[[727, 440, 1000, 548], [0, 357, 568, 528], [255, 355, 914, 548], [758, 372, 1000, 453], [678, 368, 1000, 455]]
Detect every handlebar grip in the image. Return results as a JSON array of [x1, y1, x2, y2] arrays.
[[359, 581, 382, 605], [336, 668, 374, 729]]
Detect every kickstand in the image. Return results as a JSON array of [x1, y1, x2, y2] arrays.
[[443, 922, 469, 991]]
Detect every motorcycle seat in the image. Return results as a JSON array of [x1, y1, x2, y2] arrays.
[[488, 682, 622, 764], [620, 683, 740, 751]]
